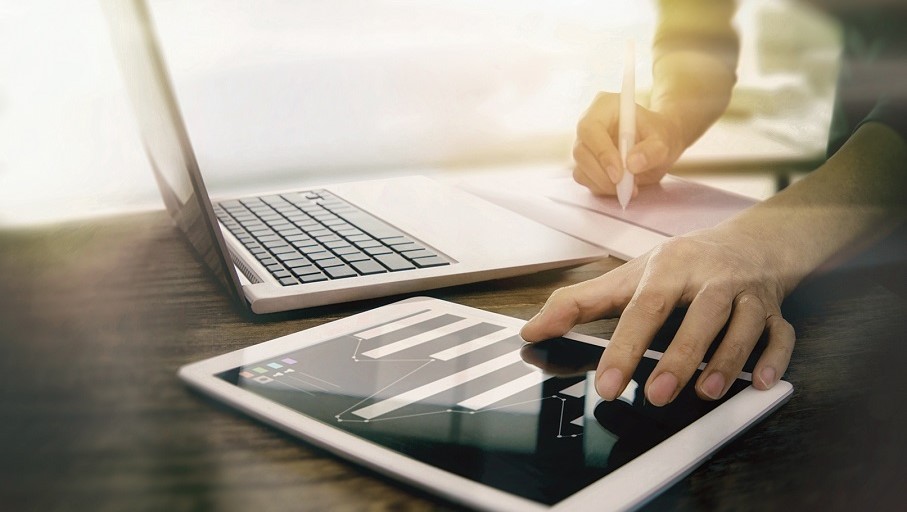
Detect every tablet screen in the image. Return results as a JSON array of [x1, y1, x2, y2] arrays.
[[217, 310, 749, 506]]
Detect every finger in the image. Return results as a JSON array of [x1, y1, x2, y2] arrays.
[[626, 137, 671, 175], [695, 293, 767, 400], [573, 142, 618, 194], [595, 263, 683, 401], [521, 268, 637, 343], [576, 100, 623, 180], [645, 281, 734, 406], [752, 314, 795, 390]]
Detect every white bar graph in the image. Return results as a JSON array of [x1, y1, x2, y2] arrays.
[[354, 310, 442, 340], [429, 328, 516, 361], [361, 318, 482, 359], [352, 351, 523, 420], [457, 371, 548, 410]]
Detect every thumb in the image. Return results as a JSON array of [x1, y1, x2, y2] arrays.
[[520, 297, 581, 343]]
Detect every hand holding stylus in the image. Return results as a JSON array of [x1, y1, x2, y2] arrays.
[[571, 46, 686, 199]]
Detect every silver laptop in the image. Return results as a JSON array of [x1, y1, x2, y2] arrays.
[[102, 0, 606, 314]]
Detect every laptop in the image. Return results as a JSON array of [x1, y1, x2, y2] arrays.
[[102, 0, 607, 315]]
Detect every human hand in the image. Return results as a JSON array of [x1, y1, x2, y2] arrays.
[[572, 92, 686, 196], [520, 227, 795, 406]]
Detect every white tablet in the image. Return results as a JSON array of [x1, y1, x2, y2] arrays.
[[179, 297, 792, 511]]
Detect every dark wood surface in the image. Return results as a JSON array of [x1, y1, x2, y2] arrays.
[[1, 210, 905, 511]]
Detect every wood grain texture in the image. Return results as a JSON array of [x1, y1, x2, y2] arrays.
[[1, 210, 905, 511]]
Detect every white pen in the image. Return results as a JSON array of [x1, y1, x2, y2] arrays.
[[616, 39, 636, 210]]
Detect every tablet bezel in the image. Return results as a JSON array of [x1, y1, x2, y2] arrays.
[[178, 296, 792, 512]]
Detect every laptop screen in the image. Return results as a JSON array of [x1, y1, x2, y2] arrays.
[[101, 0, 246, 309]]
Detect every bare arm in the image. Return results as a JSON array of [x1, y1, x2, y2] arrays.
[[735, 122, 907, 291]]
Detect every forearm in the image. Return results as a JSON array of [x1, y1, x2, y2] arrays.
[[651, 0, 738, 148], [725, 122, 907, 294]]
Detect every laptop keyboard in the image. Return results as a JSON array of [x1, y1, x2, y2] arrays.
[[213, 190, 450, 286]]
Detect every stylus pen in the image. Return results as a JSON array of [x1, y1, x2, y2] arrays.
[[616, 39, 636, 210]]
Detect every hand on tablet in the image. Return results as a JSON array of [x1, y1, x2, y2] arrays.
[[572, 92, 685, 196], [520, 227, 795, 406]]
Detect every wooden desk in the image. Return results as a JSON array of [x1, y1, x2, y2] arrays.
[[1, 211, 905, 511]]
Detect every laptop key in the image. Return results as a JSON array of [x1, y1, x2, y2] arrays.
[[333, 246, 360, 255], [275, 227, 303, 236], [292, 240, 320, 249], [351, 260, 387, 275], [276, 251, 305, 262], [299, 245, 328, 255], [375, 253, 416, 271], [364, 245, 393, 256], [381, 236, 414, 246], [400, 248, 437, 260], [307, 251, 334, 261], [285, 258, 314, 269], [323, 265, 358, 279], [261, 240, 287, 249], [324, 240, 352, 250], [314, 257, 345, 268], [266, 220, 292, 229], [339, 251, 371, 263], [270, 246, 296, 255], [390, 242, 423, 253], [298, 271, 328, 283], [279, 277, 299, 286], [354, 239, 382, 249], [218, 200, 243, 209], [335, 228, 362, 237], [411, 255, 449, 268]]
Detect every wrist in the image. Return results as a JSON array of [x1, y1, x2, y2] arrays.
[[715, 214, 805, 299], [651, 102, 689, 149]]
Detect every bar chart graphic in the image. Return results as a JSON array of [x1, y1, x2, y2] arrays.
[[236, 307, 601, 440]]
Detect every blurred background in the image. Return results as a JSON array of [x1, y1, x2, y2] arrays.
[[0, 0, 841, 226]]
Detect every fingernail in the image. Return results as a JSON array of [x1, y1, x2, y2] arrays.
[[606, 165, 620, 183], [627, 153, 646, 173], [648, 372, 678, 406], [759, 367, 777, 388], [597, 367, 624, 400], [702, 372, 726, 400]]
